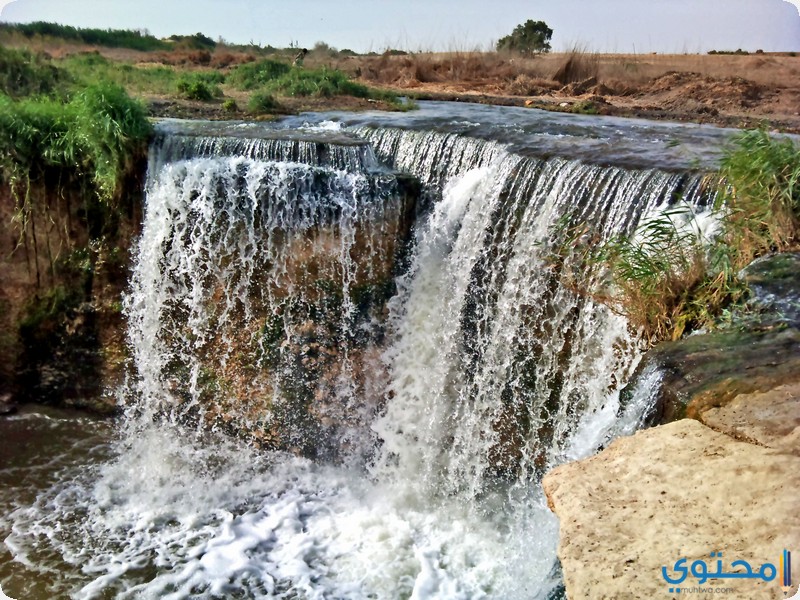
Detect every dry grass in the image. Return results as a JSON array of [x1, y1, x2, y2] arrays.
[[353, 49, 800, 97]]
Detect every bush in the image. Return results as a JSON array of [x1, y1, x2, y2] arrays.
[[222, 98, 238, 112], [176, 74, 222, 101], [168, 32, 217, 50], [0, 45, 65, 98], [228, 59, 292, 90], [247, 91, 280, 113]]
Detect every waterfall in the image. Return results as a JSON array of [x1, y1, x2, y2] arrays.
[[2, 119, 716, 600]]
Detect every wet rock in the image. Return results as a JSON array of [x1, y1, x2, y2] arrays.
[[546, 252, 800, 599], [0, 393, 16, 415], [543, 419, 800, 600], [634, 325, 800, 424], [626, 253, 800, 425]]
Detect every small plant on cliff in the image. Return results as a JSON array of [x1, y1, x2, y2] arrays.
[[560, 129, 800, 344], [589, 207, 744, 342], [0, 82, 151, 204]]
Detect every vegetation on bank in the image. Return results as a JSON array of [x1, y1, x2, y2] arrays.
[[0, 78, 151, 206], [0, 20, 404, 116], [565, 129, 800, 344], [0, 21, 171, 51]]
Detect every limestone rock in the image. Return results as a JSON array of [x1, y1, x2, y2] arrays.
[[543, 419, 800, 600], [701, 381, 800, 454]]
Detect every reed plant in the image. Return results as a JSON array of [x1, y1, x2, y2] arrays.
[[561, 130, 798, 344], [715, 129, 800, 262]]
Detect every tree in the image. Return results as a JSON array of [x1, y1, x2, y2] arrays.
[[496, 20, 553, 55]]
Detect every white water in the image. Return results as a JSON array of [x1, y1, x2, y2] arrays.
[[1, 124, 714, 599]]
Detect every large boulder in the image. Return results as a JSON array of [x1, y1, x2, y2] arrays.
[[543, 419, 800, 600]]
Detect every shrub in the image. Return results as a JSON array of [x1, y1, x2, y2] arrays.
[[228, 59, 292, 90], [0, 45, 65, 98], [176, 74, 222, 101], [222, 98, 238, 112], [247, 91, 280, 113]]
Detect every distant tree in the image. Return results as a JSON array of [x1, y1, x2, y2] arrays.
[[496, 20, 553, 55]]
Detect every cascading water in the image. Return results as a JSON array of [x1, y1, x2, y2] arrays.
[[0, 110, 719, 600]]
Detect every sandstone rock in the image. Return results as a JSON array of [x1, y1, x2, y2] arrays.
[[543, 419, 800, 600]]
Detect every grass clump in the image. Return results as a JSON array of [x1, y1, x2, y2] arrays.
[[590, 207, 743, 342], [0, 82, 151, 204], [59, 52, 178, 95], [0, 45, 65, 97], [247, 91, 280, 114], [716, 129, 800, 261], [228, 59, 292, 90], [560, 129, 799, 344], [265, 67, 372, 98], [176, 73, 222, 101]]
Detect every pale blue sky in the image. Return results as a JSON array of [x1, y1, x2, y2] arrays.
[[1, 0, 798, 53]]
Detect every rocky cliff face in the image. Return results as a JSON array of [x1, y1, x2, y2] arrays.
[[543, 253, 800, 599], [0, 173, 144, 414]]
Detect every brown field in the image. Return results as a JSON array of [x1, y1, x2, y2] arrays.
[[342, 50, 800, 131]]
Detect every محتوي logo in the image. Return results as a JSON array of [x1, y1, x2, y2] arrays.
[[661, 549, 796, 596]]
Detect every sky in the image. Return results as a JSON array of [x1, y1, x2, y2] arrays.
[[1, 0, 798, 53]]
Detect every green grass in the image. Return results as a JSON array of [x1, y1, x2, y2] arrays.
[[229, 60, 397, 103], [264, 67, 376, 98], [176, 73, 223, 101], [58, 52, 179, 95], [0, 45, 66, 97], [716, 129, 800, 261], [0, 82, 151, 204], [247, 91, 281, 114], [227, 59, 293, 90]]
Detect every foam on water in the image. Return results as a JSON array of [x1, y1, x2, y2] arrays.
[[3, 424, 559, 599]]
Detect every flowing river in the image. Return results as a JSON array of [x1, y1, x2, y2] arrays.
[[0, 102, 735, 599]]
